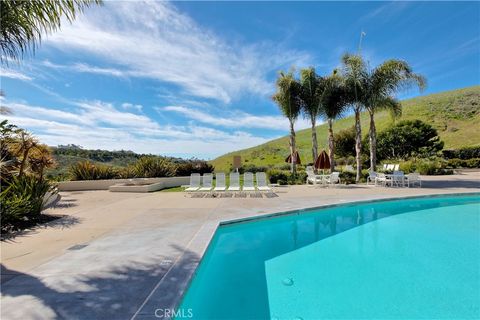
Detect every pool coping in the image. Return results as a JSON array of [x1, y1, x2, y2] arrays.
[[132, 191, 480, 319]]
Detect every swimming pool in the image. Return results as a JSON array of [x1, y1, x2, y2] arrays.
[[178, 194, 480, 319]]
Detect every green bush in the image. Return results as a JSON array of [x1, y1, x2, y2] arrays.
[[465, 158, 480, 168], [267, 169, 289, 184], [442, 146, 480, 160], [133, 157, 177, 178], [339, 171, 356, 184], [1, 175, 56, 228], [69, 161, 119, 180], [235, 164, 270, 174], [399, 161, 416, 173], [177, 160, 214, 176]]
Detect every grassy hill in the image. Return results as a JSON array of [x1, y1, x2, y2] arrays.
[[211, 86, 480, 172]]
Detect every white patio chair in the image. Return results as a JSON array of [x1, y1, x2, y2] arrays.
[[407, 173, 422, 188], [376, 173, 388, 187], [227, 172, 241, 192], [367, 171, 378, 185], [198, 173, 213, 192], [255, 172, 272, 192], [214, 172, 226, 192], [392, 171, 406, 187], [325, 172, 341, 187], [185, 173, 201, 192], [306, 166, 323, 186], [243, 172, 256, 192]]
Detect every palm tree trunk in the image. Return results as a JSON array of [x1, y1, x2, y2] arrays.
[[289, 120, 296, 174], [354, 106, 362, 182], [369, 110, 377, 171], [311, 117, 318, 165], [328, 118, 335, 172]]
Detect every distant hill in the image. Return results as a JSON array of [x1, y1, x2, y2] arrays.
[[211, 86, 480, 172]]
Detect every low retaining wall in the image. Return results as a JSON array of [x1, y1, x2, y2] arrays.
[[57, 176, 190, 192]]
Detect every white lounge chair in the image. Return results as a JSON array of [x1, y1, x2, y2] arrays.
[[198, 173, 213, 192], [306, 166, 323, 185], [325, 172, 341, 187], [393, 164, 400, 171], [243, 172, 256, 192], [383, 164, 388, 170], [407, 173, 422, 187], [214, 172, 226, 192], [386, 164, 395, 171], [255, 172, 272, 192], [185, 173, 201, 192], [227, 172, 240, 192]]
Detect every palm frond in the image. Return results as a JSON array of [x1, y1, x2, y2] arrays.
[[1, 0, 102, 63]]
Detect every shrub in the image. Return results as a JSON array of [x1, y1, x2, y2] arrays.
[[376, 120, 444, 160], [465, 158, 480, 168], [339, 171, 356, 184], [399, 161, 416, 173], [69, 161, 119, 180], [1, 175, 56, 228], [334, 126, 356, 158], [176, 160, 214, 176], [133, 157, 177, 178], [236, 164, 270, 174], [442, 146, 480, 160], [266, 169, 289, 184]]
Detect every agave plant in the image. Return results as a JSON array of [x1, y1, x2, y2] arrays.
[[69, 161, 118, 180], [1, 174, 56, 226], [133, 157, 177, 178]]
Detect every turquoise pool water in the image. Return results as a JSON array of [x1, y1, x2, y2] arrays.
[[179, 194, 480, 319]]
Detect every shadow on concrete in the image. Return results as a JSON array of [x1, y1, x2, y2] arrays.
[[1, 215, 81, 243], [1, 244, 199, 320]]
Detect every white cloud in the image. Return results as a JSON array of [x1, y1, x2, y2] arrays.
[[160, 105, 312, 131], [3, 100, 270, 158], [44, 1, 310, 103], [1, 69, 33, 81], [121, 103, 143, 112]]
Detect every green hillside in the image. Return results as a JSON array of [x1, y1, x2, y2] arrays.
[[211, 86, 480, 172]]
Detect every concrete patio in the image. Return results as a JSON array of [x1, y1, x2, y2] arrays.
[[1, 171, 479, 320]]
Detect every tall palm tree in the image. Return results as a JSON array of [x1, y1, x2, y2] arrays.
[[299, 67, 324, 163], [341, 53, 367, 182], [272, 71, 302, 173], [320, 70, 348, 171], [1, 0, 102, 63], [365, 60, 426, 169]]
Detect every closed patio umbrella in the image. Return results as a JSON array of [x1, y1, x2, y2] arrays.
[[285, 151, 301, 165], [314, 150, 330, 173]]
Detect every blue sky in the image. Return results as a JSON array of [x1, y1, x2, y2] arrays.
[[1, 1, 479, 159]]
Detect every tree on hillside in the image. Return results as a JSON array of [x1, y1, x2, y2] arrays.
[[272, 71, 302, 173], [299, 67, 324, 163], [375, 120, 444, 160], [1, 0, 102, 63], [364, 59, 426, 170], [320, 70, 349, 171], [341, 53, 367, 182]]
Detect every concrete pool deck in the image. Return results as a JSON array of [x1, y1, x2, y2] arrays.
[[1, 171, 479, 319]]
